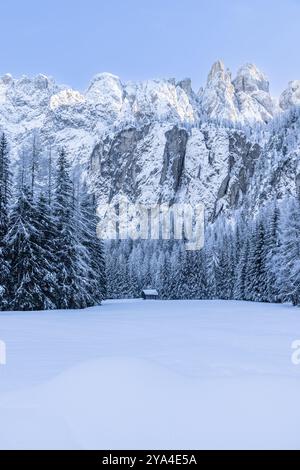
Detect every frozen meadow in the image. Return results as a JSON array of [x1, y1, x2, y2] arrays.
[[0, 299, 299, 450]]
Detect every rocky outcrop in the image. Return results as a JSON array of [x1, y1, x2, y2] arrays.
[[90, 121, 266, 221], [160, 127, 188, 199], [233, 64, 277, 123], [198, 61, 239, 122], [280, 80, 300, 110], [199, 61, 277, 124]]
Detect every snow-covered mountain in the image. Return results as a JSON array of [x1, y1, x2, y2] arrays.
[[0, 61, 299, 220], [198, 61, 279, 124]]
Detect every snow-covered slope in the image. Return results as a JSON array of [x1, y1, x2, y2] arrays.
[[0, 300, 299, 450], [247, 108, 300, 210]]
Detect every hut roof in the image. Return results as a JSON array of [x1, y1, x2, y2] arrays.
[[142, 289, 158, 296]]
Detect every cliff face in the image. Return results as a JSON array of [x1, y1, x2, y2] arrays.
[[90, 121, 265, 221]]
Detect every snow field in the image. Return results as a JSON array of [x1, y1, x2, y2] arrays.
[[0, 299, 299, 449]]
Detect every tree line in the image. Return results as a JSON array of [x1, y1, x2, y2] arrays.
[[0, 134, 106, 311], [106, 198, 300, 306]]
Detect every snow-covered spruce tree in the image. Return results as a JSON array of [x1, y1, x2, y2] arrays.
[[0, 134, 11, 211], [113, 251, 132, 298], [168, 242, 185, 299], [204, 232, 218, 299], [174, 251, 190, 299], [30, 134, 40, 196], [160, 252, 173, 299], [53, 149, 93, 309], [104, 241, 116, 299], [122, 240, 139, 297], [105, 241, 120, 298], [277, 197, 300, 306], [79, 185, 107, 304], [35, 193, 58, 309], [124, 240, 140, 297], [232, 211, 249, 299], [140, 240, 154, 289], [6, 187, 56, 311], [225, 230, 236, 300], [234, 238, 250, 300], [0, 133, 11, 309], [106, 240, 137, 299], [214, 225, 235, 300], [245, 219, 268, 302], [264, 202, 281, 303], [180, 250, 206, 300]]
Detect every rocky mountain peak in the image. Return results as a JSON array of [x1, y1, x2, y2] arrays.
[[233, 63, 269, 93], [1, 73, 13, 85], [85, 72, 124, 122], [85, 73, 123, 98], [233, 63, 276, 123], [177, 78, 193, 96], [199, 60, 239, 122], [199, 61, 276, 123], [207, 60, 227, 81], [279, 80, 300, 110]]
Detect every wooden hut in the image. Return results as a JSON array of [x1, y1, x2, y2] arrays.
[[142, 289, 159, 300]]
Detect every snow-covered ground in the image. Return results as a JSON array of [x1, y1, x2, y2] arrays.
[[0, 299, 299, 450]]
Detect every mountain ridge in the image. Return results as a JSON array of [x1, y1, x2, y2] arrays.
[[0, 61, 299, 223]]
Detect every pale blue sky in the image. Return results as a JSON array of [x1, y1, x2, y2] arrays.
[[1, 0, 299, 95]]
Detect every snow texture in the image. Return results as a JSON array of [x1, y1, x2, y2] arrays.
[[0, 299, 299, 450]]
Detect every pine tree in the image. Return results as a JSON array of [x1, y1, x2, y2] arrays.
[[234, 238, 250, 300], [265, 203, 281, 302], [110, 249, 131, 298], [205, 234, 218, 299], [278, 197, 300, 306], [246, 220, 268, 302], [53, 149, 85, 309], [244, 227, 256, 301], [47, 146, 53, 207], [0, 134, 11, 309], [215, 229, 230, 300], [0, 134, 11, 212], [160, 252, 172, 299], [6, 187, 55, 310], [168, 243, 185, 299], [80, 185, 107, 305], [180, 250, 206, 299], [30, 134, 40, 197], [35, 193, 58, 309]]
